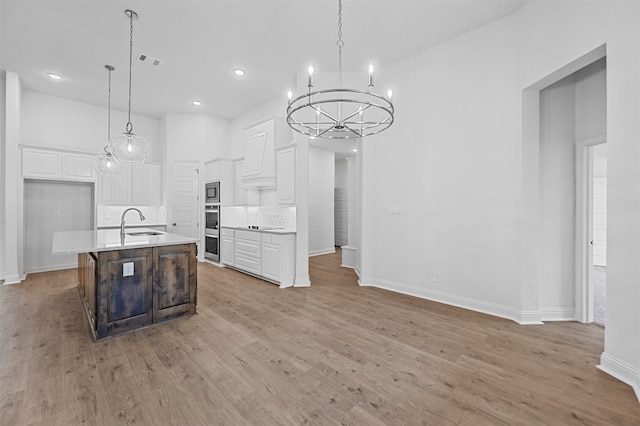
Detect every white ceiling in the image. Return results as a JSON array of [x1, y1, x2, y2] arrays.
[[1, 0, 524, 122]]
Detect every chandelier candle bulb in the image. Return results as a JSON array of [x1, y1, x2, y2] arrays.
[[387, 88, 393, 100], [307, 65, 314, 87], [368, 64, 374, 87], [287, 89, 293, 105]]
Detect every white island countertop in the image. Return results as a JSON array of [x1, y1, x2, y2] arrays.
[[52, 228, 198, 255]]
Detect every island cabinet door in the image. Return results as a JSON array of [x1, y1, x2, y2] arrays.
[[153, 243, 197, 323], [96, 248, 154, 339]]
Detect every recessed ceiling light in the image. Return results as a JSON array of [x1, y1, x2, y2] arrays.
[[192, 100, 203, 106], [352, 149, 357, 152], [47, 73, 62, 80], [233, 68, 246, 77]]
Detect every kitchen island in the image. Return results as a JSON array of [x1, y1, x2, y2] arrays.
[[53, 228, 197, 341]]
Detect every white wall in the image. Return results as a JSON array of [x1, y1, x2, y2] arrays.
[[309, 146, 335, 256], [358, 0, 640, 397], [335, 159, 348, 189], [3, 72, 22, 283], [575, 58, 607, 141], [539, 75, 576, 320], [0, 77, 5, 279], [361, 13, 520, 317], [21, 91, 162, 162]]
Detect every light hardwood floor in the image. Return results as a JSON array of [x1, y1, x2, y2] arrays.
[[1, 250, 639, 425]]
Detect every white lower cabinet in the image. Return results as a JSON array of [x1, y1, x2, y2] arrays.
[[221, 228, 295, 287], [221, 228, 235, 266], [234, 230, 261, 275]]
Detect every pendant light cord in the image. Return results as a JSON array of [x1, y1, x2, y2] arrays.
[[105, 65, 115, 154], [126, 11, 134, 134], [108, 66, 112, 143]]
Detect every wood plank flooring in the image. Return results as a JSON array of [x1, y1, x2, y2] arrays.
[[1, 249, 639, 425]]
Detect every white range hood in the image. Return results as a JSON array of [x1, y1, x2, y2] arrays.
[[242, 115, 290, 189]]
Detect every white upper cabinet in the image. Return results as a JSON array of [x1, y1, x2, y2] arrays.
[[22, 147, 95, 181], [99, 162, 161, 206], [62, 153, 96, 181], [276, 146, 296, 205], [241, 116, 291, 189], [204, 160, 221, 183]]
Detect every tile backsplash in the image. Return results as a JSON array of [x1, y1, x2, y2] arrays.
[[97, 205, 167, 228], [221, 206, 296, 230]]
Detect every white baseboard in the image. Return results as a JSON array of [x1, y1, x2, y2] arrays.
[[3, 274, 24, 285], [25, 264, 76, 275], [308, 247, 336, 257], [598, 352, 640, 403], [540, 307, 575, 322], [360, 276, 519, 323], [518, 310, 544, 325]]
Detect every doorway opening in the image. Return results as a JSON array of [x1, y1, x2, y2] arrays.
[[591, 143, 607, 326]]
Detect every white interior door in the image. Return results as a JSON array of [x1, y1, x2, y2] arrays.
[[170, 162, 199, 239]]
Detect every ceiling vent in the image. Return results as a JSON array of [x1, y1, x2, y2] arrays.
[[138, 53, 161, 67]]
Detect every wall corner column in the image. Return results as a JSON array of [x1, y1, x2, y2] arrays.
[[4, 71, 23, 284]]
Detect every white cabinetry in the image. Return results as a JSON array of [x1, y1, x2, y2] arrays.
[[62, 153, 95, 181], [221, 227, 296, 287], [206, 159, 234, 206], [221, 228, 235, 266], [276, 146, 296, 205], [261, 233, 295, 286], [99, 162, 161, 206], [22, 147, 96, 181], [204, 160, 221, 183], [241, 116, 291, 189], [234, 230, 261, 275], [234, 160, 247, 205]]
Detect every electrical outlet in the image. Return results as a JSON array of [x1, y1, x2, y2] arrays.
[[53, 212, 60, 219], [123, 262, 134, 277], [104, 212, 111, 220], [433, 270, 441, 282]]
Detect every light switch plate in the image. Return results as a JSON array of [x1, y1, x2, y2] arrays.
[[104, 212, 111, 220], [389, 204, 401, 214], [123, 262, 134, 277]]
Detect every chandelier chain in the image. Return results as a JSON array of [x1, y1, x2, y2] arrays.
[[336, 0, 344, 49]]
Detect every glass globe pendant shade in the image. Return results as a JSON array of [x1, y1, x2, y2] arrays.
[[96, 147, 121, 175], [111, 130, 149, 164]]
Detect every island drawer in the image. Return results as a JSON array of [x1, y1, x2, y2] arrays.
[[221, 228, 235, 237]]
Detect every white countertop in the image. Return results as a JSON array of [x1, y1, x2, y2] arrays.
[[221, 225, 296, 235], [52, 228, 198, 255]]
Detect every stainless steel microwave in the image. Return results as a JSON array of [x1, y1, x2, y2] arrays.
[[205, 181, 220, 203]]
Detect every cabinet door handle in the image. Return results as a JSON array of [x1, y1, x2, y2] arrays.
[[173, 223, 177, 226]]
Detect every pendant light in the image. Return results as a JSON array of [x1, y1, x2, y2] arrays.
[[96, 65, 121, 175], [286, 0, 394, 139], [111, 9, 149, 164]]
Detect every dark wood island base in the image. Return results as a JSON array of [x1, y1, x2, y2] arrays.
[[77, 243, 197, 341]]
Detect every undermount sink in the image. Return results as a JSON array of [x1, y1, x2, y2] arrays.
[[126, 231, 162, 236]]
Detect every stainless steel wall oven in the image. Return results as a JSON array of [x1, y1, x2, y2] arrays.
[[204, 205, 219, 262]]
